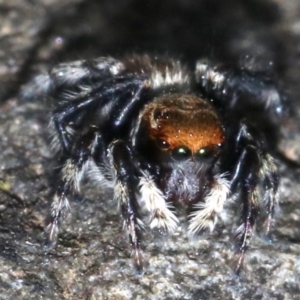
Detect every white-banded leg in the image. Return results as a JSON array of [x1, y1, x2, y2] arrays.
[[188, 174, 230, 235], [259, 154, 279, 234], [234, 186, 259, 273], [45, 159, 82, 248], [44, 130, 100, 249], [110, 140, 144, 272], [231, 145, 261, 274], [21, 57, 125, 99]]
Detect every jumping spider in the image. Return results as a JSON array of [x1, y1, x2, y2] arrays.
[[32, 55, 282, 273]]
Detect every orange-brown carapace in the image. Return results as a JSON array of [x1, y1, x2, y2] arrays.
[[142, 94, 224, 158]]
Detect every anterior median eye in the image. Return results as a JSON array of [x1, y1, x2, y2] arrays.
[[172, 146, 192, 160], [196, 147, 214, 159]]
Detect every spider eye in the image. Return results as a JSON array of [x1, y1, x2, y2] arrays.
[[196, 146, 218, 160], [157, 139, 170, 149], [172, 146, 192, 161], [154, 109, 169, 120]]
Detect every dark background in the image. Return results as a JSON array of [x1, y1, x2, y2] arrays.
[[0, 1, 300, 299]]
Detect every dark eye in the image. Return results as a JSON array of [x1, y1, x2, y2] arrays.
[[157, 139, 170, 149], [154, 110, 162, 120], [154, 109, 169, 120], [172, 146, 192, 161], [196, 147, 214, 159]]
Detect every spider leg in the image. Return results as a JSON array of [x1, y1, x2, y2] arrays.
[[195, 60, 283, 117], [52, 78, 148, 152], [45, 129, 102, 249], [233, 147, 260, 274], [50, 57, 125, 85], [21, 57, 126, 99], [228, 124, 262, 274], [110, 140, 144, 272], [260, 154, 279, 234], [52, 98, 95, 152], [106, 79, 150, 131]]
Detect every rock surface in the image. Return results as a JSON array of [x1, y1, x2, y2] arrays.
[[1, 1, 300, 299]]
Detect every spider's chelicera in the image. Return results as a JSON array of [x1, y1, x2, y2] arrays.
[[33, 55, 282, 273]]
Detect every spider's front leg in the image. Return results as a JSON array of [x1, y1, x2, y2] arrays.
[[45, 129, 103, 249], [110, 140, 144, 272], [231, 142, 260, 274], [229, 124, 279, 273]]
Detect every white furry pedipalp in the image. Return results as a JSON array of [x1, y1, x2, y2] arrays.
[[188, 174, 230, 235], [139, 173, 179, 233]]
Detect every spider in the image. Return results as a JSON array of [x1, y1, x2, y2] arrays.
[[32, 55, 282, 273]]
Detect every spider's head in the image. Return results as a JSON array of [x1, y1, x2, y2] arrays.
[[135, 94, 224, 165]]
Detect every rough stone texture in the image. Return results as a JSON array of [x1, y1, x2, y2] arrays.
[[1, 0, 300, 299]]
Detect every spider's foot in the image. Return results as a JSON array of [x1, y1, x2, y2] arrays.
[[43, 221, 59, 251]]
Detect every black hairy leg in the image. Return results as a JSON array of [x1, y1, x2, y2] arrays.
[[110, 140, 143, 272], [52, 76, 148, 153], [228, 124, 267, 273], [195, 61, 283, 272], [260, 154, 279, 235], [45, 129, 101, 248], [21, 57, 126, 100], [232, 144, 260, 274]]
